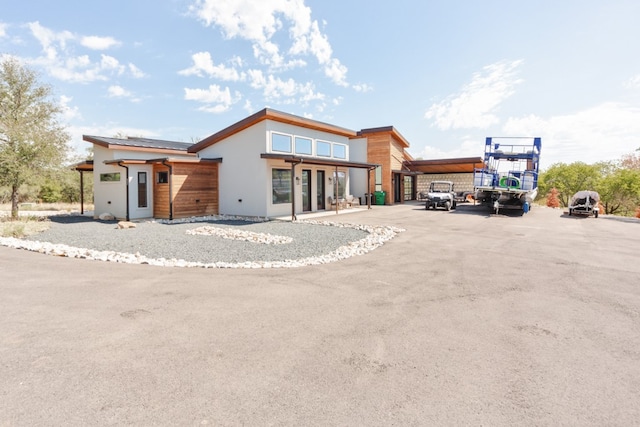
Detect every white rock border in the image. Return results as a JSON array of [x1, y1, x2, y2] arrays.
[[186, 225, 293, 245], [0, 217, 404, 269]]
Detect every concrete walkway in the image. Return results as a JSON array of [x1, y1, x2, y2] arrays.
[[1, 202, 640, 425]]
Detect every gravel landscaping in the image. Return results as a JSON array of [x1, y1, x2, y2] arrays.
[[0, 214, 404, 268]]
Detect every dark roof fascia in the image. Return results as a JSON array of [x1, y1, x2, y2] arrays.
[[405, 157, 483, 167], [104, 157, 222, 165], [189, 108, 358, 153], [83, 135, 192, 152], [261, 153, 378, 169], [357, 126, 411, 148], [392, 169, 422, 175], [71, 160, 94, 171]]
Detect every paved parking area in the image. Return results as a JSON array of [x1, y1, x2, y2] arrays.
[[1, 203, 639, 425]]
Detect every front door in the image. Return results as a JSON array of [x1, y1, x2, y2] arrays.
[[394, 173, 402, 203], [128, 165, 153, 219], [317, 170, 325, 210], [302, 169, 312, 212]]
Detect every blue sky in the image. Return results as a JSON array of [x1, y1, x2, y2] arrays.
[[1, 0, 639, 169]]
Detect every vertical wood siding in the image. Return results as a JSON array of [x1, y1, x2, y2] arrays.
[[153, 163, 219, 219]]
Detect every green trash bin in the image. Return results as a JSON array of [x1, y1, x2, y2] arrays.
[[374, 191, 386, 205]]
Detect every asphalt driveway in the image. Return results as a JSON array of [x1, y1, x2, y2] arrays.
[[1, 203, 639, 425]]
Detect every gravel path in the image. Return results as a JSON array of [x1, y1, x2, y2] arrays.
[[12, 214, 402, 267]]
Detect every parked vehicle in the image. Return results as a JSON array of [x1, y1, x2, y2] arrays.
[[568, 190, 600, 218], [474, 137, 542, 215], [425, 181, 457, 211]]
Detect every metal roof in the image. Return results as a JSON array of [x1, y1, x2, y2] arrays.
[[83, 135, 193, 152]]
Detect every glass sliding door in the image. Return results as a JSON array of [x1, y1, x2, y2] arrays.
[[302, 169, 311, 212], [317, 170, 325, 210]]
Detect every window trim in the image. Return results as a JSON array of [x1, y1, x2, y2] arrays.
[[332, 143, 347, 159], [271, 132, 293, 153], [156, 171, 169, 184], [99, 172, 121, 182], [316, 140, 332, 157], [294, 136, 313, 155], [271, 168, 292, 204]]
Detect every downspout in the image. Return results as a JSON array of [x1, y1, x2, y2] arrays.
[[77, 170, 84, 215], [162, 160, 174, 220], [291, 160, 302, 221], [117, 161, 130, 221], [367, 166, 376, 209], [334, 165, 339, 214]]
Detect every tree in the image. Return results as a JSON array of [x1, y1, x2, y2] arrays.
[[596, 168, 640, 215], [546, 188, 561, 208], [0, 57, 69, 218], [620, 151, 640, 170], [538, 162, 603, 206]]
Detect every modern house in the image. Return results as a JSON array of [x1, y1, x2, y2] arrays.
[[80, 108, 477, 221]]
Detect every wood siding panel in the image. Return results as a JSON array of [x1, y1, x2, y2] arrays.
[[171, 163, 219, 218], [366, 134, 392, 204], [153, 165, 171, 218]]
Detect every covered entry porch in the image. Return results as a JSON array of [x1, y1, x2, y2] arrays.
[[261, 153, 379, 221]]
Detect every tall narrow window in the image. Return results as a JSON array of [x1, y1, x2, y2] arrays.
[[138, 172, 148, 208], [333, 171, 346, 198]]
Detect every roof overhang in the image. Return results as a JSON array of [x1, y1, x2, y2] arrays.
[[104, 157, 222, 165], [83, 135, 194, 155], [261, 153, 378, 169], [72, 160, 94, 172], [190, 108, 358, 153], [357, 126, 411, 148], [404, 157, 484, 174]]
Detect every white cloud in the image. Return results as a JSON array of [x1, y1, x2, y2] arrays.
[[24, 21, 143, 83], [100, 54, 121, 71], [189, 0, 348, 85], [179, 51, 245, 81], [502, 102, 640, 167], [625, 74, 640, 89], [425, 59, 524, 130], [128, 63, 145, 78], [80, 35, 121, 50], [247, 69, 324, 104], [352, 83, 373, 93], [414, 137, 482, 161], [28, 21, 74, 59], [107, 85, 132, 98], [59, 95, 81, 121], [183, 84, 241, 112], [0, 23, 7, 38]]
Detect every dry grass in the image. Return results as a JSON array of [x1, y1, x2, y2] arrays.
[[0, 202, 94, 212], [0, 202, 92, 238], [0, 216, 50, 238]]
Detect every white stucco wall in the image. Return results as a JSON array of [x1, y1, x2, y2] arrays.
[[196, 122, 269, 217], [348, 137, 369, 203], [91, 144, 194, 220], [196, 119, 356, 218], [92, 145, 127, 219]]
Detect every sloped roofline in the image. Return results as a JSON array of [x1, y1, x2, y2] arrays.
[[357, 126, 411, 148], [83, 135, 195, 155], [188, 108, 358, 153]]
